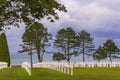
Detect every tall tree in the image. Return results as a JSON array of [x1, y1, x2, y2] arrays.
[[19, 27, 35, 67], [0, 32, 10, 67], [0, 0, 67, 28], [103, 39, 119, 62], [54, 27, 79, 63], [22, 22, 50, 63], [78, 30, 95, 62], [93, 46, 107, 62]]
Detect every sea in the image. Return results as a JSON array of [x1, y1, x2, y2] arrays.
[[10, 53, 53, 65], [10, 53, 120, 65]]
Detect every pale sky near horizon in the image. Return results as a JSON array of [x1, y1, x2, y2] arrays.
[[5, 0, 120, 55]]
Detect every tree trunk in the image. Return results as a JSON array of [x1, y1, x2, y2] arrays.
[[37, 53, 41, 62], [36, 45, 41, 63], [30, 54, 33, 68], [110, 52, 112, 63], [67, 39, 70, 64], [82, 39, 85, 63], [40, 52, 44, 62], [29, 42, 33, 67], [83, 52, 85, 63], [66, 58, 70, 64]]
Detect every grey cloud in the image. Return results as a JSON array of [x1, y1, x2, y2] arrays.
[[59, 0, 120, 32], [95, 0, 120, 11], [6, 0, 120, 55], [1, 0, 118, 66]]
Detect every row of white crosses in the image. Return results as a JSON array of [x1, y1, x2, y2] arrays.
[[0, 62, 8, 69], [21, 61, 120, 76], [21, 62, 31, 76], [33, 62, 73, 75], [73, 62, 120, 67]]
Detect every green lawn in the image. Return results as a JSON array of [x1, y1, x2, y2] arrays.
[[31, 68, 72, 80], [0, 67, 29, 80], [1, 67, 120, 80], [74, 67, 120, 80]]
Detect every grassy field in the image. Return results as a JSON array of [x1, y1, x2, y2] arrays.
[[74, 67, 120, 80], [0, 67, 29, 80], [1, 67, 120, 80], [31, 68, 72, 80]]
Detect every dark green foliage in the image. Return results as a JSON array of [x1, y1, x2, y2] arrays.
[[78, 30, 95, 62], [19, 22, 35, 67], [26, 22, 50, 62], [0, 32, 10, 66], [0, 0, 67, 28], [20, 22, 50, 63], [93, 46, 107, 62], [54, 27, 79, 63], [53, 52, 65, 62], [103, 39, 119, 62]]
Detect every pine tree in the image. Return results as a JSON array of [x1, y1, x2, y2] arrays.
[[103, 39, 119, 62], [93, 46, 107, 62], [19, 22, 51, 64], [78, 30, 95, 62], [54, 27, 79, 63], [19, 27, 35, 67]]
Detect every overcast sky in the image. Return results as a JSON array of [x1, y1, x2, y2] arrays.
[[6, 0, 120, 55]]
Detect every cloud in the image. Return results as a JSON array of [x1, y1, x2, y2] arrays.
[[95, 0, 120, 11], [6, 0, 120, 55], [59, 0, 120, 31], [46, 0, 120, 47], [61, 1, 119, 31]]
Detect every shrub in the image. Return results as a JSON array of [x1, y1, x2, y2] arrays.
[[0, 33, 10, 66]]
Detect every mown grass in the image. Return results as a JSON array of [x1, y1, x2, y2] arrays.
[[31, 68, 72, 80], [74, 67, 120, 80], [0, 67, 29, 80], [1, 67, 120, 80]]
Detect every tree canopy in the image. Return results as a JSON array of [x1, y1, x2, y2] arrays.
[[93, 46, 107, 62], [103, 39, 119, 62], [20, 22, 51, 63], [54, 27, 79, 63], [19, 25, 35, 67], [53, 52, 65, 62], [78, 30, 95, 62], [0, 0, 67, 28]]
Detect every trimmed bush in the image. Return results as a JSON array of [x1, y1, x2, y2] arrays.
[[0, 32, 10, 66]]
